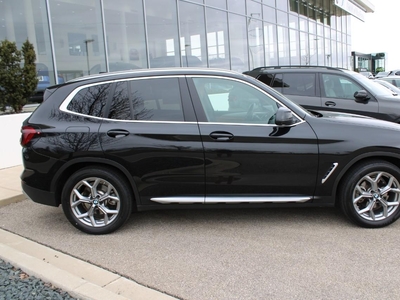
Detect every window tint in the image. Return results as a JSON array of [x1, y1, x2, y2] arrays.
[[257, 74, 274, 86], [280, 73, 316, 96], [67, 83, 111, 117], [391, 79, 400, 87], [108, 82, 131, 120], [322, 74, 362, 99], [108, 78, 184, 121], [192, 77, 280, 124], [271, 73, 284, 92]]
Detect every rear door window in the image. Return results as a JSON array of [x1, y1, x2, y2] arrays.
[[108, 78, 185, 121], [280, 73, 316, 96], [257, 74, 274, 86]]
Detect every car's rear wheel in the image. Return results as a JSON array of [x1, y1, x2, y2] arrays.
[[61, 167, 132, 234], [340, 160, 400, 228]]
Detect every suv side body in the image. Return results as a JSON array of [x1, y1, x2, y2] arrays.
[[244, 66, 400, 123]]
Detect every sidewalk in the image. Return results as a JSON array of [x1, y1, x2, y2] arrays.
[[0, 165, 176, 300]]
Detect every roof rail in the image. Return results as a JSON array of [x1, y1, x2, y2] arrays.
[[252, 65, 341, 71]]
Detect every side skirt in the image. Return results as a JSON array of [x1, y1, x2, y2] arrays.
[[150, 196, 312, 205]]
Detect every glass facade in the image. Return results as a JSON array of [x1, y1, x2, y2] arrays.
[[0, 0, 359, 85]]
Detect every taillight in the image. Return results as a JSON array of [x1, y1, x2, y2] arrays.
[[20, 126, 41, 146]]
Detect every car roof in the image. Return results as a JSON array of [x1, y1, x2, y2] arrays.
[[245, 65, 348, 75], [379, 76, 400, 79], [67, 67, 244, 84]]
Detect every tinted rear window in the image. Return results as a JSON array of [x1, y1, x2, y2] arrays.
[[108, 78, 184, 121], [257, 74, 274, 86], [281, 73, 316, 96], [67, 83, 111, 117]]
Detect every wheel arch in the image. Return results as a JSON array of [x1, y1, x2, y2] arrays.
[[333, 152, 400, 206], [51, 157, 139, 209]]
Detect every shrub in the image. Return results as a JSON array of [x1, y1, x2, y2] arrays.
[[0, 39, 38, 113]]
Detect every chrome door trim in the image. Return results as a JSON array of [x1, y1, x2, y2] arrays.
[[150, 196, 311, 204]]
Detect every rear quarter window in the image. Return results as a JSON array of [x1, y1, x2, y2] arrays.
[[67, 83, 111, 117]]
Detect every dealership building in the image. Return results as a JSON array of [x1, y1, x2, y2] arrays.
[[1, 0, 374, 85]]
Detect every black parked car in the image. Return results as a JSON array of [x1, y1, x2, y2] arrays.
[[21, 68, 400, 234], [244, 66, 400, 123]]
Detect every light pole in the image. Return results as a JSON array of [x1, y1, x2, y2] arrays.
[[84, 39, 94, 75], [184, 44, 190, 67], [314, 38, 319, 65]]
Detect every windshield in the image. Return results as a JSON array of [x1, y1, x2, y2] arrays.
[[342, 70, 395, 96]]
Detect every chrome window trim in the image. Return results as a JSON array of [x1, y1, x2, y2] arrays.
[[59, 74, 304, 127], [197, 120, 305, 127], [59, 75, 186, 120]]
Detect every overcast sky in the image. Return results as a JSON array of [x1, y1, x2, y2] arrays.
[[351, 0, 399, 70]]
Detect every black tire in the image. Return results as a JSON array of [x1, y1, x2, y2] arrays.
[[340, 160, 400, 228], [61, 166, 133, 234]]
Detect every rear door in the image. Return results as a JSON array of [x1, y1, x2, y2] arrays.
[[99, 76, 205, 206], [257, 72, 322, 111]]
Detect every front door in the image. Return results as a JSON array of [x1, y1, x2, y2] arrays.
[[188, 76, 319, 204]]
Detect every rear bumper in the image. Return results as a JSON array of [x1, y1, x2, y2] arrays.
[[22, 181, 58, 207]]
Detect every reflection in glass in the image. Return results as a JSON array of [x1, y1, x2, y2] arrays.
[[130, 78, 184, 121], [103, 0, 147, 70], [299, 31, 309, 65], [248, 17, 264, 69], [228, 14, 248, 72], [108, 78, 184, 121], [263, 5, 276, 24], [277, 26, 289, 65], [193, 77, 279, 125], [205, 0, 226, 9], [207, 8, 230, 69], [49, 0, 106, 80], [146, 0, 180, 68], [227, 0, 245, 14], [264, 23, 278, 66], [290, 29, 300, 65], [108, 82, 131, 120], [179, 2, 206, 67], [0, 0, 56, 86], [67, 84, 112, 117]]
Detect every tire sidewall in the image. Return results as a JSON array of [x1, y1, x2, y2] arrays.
[[341, 161, 400, 228], [61, 167, 132, 234]]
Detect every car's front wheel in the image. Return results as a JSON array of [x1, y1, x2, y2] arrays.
[[61, 167, 133, 234], [340, 160, 400, 228]]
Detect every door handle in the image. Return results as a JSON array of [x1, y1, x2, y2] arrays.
[[209, 131, 234, 141], [325, 101, 336, 107], [107, 129, 130, 138]]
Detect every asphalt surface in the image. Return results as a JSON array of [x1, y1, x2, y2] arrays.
[[1, 199, 400, 300]]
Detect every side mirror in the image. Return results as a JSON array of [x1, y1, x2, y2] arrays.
[[354, 90, 370, 102], [275, 107, 294, 126]]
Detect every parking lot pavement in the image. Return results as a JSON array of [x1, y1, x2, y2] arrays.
[[0, 166, 177, 300], [1, 197, 400, 300]]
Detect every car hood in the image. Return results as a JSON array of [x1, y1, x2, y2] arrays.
[[308, 110, 400, 131]]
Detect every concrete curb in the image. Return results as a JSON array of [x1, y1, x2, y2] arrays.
[[0, 229, 177, 300], [0, 165, 177, 300], [0, 194, 26, 208]]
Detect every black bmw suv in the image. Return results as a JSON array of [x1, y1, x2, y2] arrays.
[[21, 68, 400, 234], [244, 66, 400, 123]]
